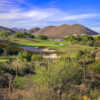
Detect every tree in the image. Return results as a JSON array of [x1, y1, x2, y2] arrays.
[[13, 32, 35, 39], [64, 35, 77, 42], [37, 35, 48, 40]]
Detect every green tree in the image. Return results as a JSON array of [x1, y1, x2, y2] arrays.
[[64, 35, 77, 41], [37, 35, 48, 40], [13, 32, 35, 39]]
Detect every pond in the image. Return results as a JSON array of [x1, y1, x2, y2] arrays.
[[20, 46, 56, 53]]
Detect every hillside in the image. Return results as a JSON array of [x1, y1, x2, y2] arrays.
[[28, 27, 40, 33], [12, 28, 28, 33], [0, 26, 15, 33], [34, 24, 98, 39]]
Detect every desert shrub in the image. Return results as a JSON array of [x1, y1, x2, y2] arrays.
[[95, 36, 100, 41], [89, 89, 100, 100], [0, 31, 11, 38], [7, 49, 19, 55], [0, 64, 15, 75], [31, 54, 42, 61], [76, 50, 85, 59], [0, 48, 4, 55], [88, 61, 100, 74], [18, 51, 32, 62], [13, 76, 30, 89], [65, 34, 95, 46], [33, 60, 82, 99], [22, 51, 32, 61], [81, 34, 94, 41], [0, 73, 9, 88], [11, 58, 35, 76], [76, 50, 95, 64], [80, 35, 95, 46]]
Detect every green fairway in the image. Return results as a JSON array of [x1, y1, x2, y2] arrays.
[[9, 38, 66, 48], [0, 58, 10, 63]]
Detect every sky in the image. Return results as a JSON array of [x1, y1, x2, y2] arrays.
[[0, 0, 100, 32]]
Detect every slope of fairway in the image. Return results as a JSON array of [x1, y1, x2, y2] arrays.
[[0, 58, 10, 63], [9, 38, 66, 48]]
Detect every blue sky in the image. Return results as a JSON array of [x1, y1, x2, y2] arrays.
[[0, 0, 100, 32]]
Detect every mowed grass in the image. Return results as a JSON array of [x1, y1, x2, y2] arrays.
[[0, 58, 10, 63], [9, 38, 67, 48]]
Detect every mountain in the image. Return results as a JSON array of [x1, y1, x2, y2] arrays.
[[12, 28, 28, 33], [34, 24, 98, 39], [12, 27, 40, 33], [28, 27, 40, 33], [0, 26, 15, 33]]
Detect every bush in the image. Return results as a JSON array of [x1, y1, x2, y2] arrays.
[[80, 35, 95, 46], [31, 54, 42, 61], [88, 61, 100, 74], [7, 49, 19, 55], [95, 36, 100, 41], [18, 51, 32, 62], [0, 48, 4, 56], [13, 76, 30, 89], [76, 50, 85, 59]]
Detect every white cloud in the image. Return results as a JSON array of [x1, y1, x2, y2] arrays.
[[0, 0, 100, 32], [91, 27, 100, 33], [0, 10, 52, 20], [59, 14, 99, 21], [0, 8, 99, 21]]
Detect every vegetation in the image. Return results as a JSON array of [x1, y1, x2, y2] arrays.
[[13, 32, 35, 39], [37, 35, 48, 40], [65, 34, 95, 46], [0, 33, 100, 100], [0, 31, 11, 39]]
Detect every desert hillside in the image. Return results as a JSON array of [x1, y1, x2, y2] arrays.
[[0, 26, 15, 33], [34, 24, 98, 39]]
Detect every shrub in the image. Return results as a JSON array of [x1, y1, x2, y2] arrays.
[[88, 61, 100, 74], [7, 49, 19, 55], [18, 51, 32, 62], [80, 35, 95, 46], [13, 76, 30, 89], [77, 50, 85, 59], [31, 54, 42, 61], [0, 48, 4, 56]]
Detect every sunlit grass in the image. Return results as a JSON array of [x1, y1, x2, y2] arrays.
[[9, 38, 67, 48], [0, 58, 9, 63]]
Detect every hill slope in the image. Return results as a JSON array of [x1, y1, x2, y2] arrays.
[[0, 26, 15, 33], [34, 24, 98, 39]]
